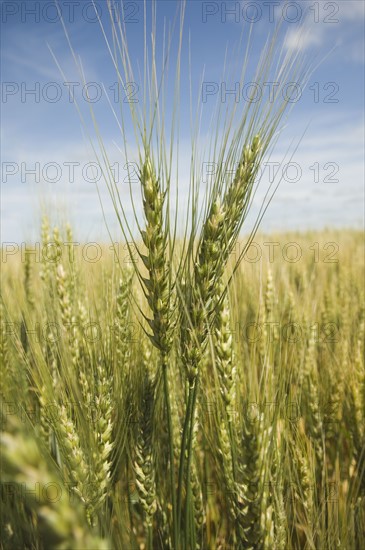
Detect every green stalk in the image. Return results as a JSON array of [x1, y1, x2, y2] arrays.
[[184, 376, 199, 547], [228, 418, 237, 483], [162, 354, 178, 549], [147, 524, 153, 550], [177, 380, 195, 541], [190, 501, 196, 550]]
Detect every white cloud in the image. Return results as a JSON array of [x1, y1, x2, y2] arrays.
[[284, 1, 364, 59], [2, 113, 364, 242], [284, 25, 324, 52]]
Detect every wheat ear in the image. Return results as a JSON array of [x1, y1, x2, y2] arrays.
[[178, 136, 262, 538], [138, 155, 178, 545]]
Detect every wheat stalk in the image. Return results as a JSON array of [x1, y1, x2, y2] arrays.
[[134, 361, 157, 547]]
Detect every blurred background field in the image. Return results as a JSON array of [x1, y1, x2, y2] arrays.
[[1, 226, 364, 549]]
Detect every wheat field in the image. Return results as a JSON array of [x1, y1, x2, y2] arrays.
[[1, 226, 364, 549], [1, 2, 364, 548]]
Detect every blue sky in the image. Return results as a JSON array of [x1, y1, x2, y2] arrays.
[[1, 0, 364, 243]]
